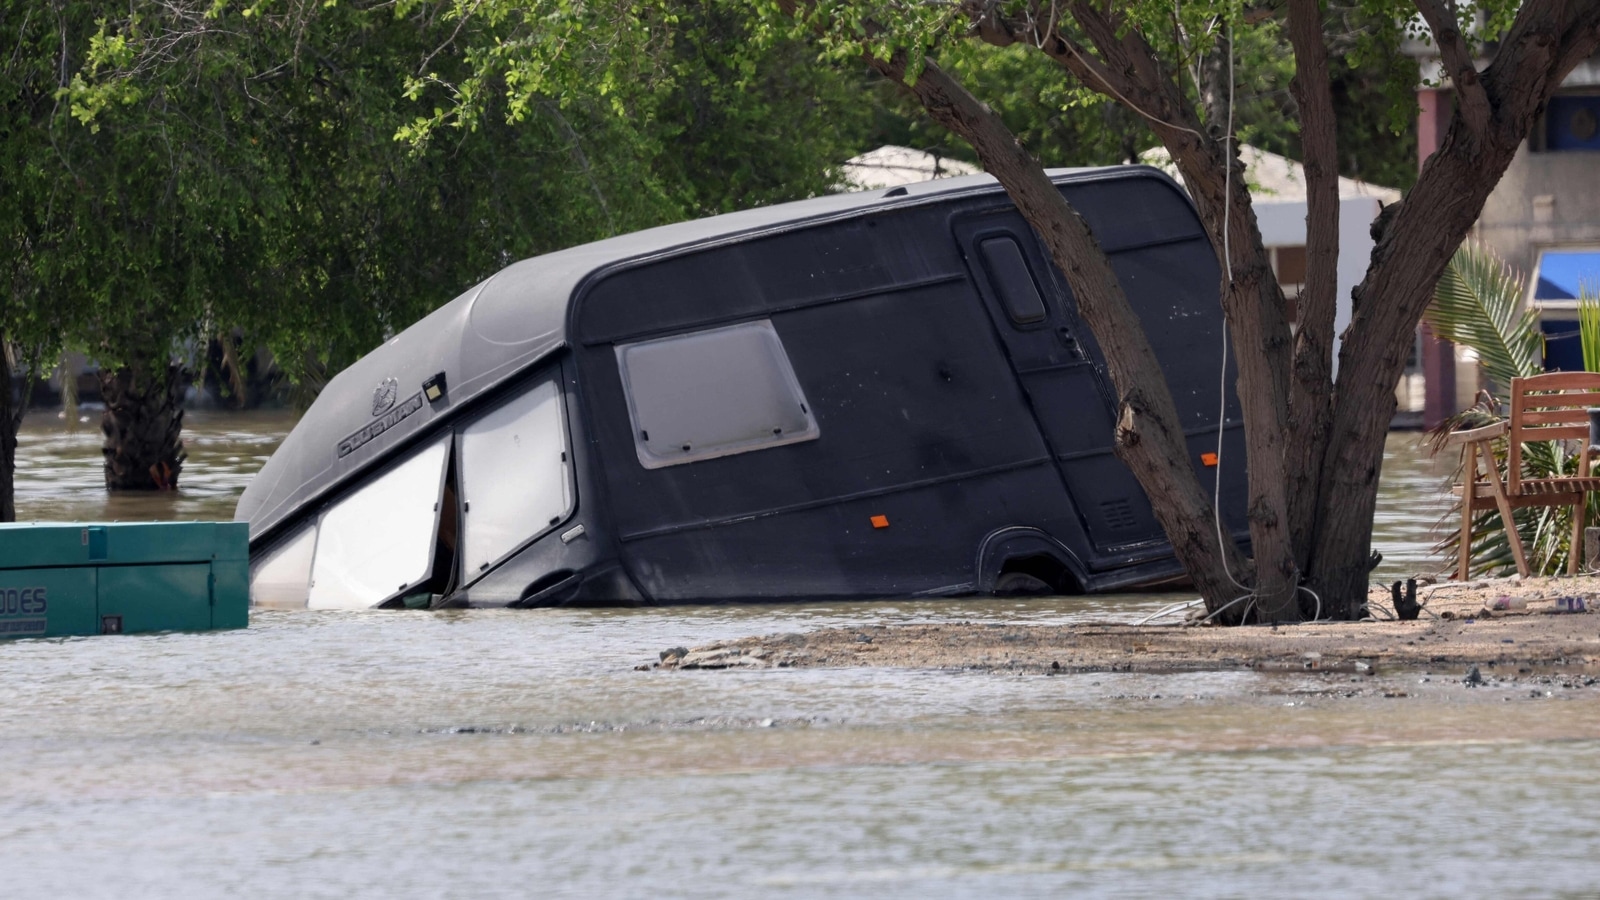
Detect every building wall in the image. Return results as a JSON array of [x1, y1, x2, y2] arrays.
[[1410, 57, 1600, 420], [1254, 196, 1479, 417], [1255, 196, 1384, 377], [1473, 138, 1600, 277]]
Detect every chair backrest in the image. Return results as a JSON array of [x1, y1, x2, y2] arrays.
[[1507, 372, 1600, 494]]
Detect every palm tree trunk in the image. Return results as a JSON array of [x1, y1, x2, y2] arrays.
[[99, 363, 188, 490]]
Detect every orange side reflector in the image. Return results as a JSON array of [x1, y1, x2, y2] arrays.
[[870, 514, 890, 529], [1201, 452, 1219, 467]]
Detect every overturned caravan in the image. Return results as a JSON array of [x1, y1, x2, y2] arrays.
[[239, 166, 1249, 610]]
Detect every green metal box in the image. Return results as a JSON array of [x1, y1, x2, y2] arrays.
[[0, 522, 249, 639]]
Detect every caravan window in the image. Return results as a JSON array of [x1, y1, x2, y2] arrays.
[[979, 236, 1048, 325], [616, 319, 819, 469], [459, 376, 573, 575], [308, 437, 450, 610], [249, 524, 317, 609]]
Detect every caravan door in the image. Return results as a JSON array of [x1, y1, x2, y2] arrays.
[[953, 212, 1167, 555]]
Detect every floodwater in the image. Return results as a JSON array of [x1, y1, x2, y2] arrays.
[[6, 414, 1595, 897], [11, 409, 288, 523]]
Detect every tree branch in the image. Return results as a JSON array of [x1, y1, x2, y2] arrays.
[[1284, 0, 1338, 568], [1414, 0, 1491, 133], [959, 1, 1205, 142], [1076, 5, 1309, 612]]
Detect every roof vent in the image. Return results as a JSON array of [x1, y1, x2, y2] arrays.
[[884, 186, 908, 198]]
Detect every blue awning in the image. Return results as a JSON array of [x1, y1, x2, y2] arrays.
[[1533, 249, 1600, 300]]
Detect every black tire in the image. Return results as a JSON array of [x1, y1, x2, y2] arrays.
[[994, 571, 1054, 596]]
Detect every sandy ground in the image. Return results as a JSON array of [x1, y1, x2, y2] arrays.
[[648, 575, 1600, 678]]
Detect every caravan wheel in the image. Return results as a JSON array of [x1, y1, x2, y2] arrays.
[[993, 571, 1053, 596]]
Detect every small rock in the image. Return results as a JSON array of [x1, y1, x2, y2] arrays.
[[678, 647, 765, 669], [660, 647, 689, 662]]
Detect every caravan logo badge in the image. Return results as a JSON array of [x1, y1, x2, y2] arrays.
[[339, 381, 424, 458], [372, 377, 399, 416]]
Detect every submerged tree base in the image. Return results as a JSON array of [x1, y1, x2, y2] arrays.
[[99, 364, 187, 491], [651, 576, 1600, 674]]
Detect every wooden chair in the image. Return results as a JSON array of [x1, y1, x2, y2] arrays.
[[1448, 372, 1600, 580]]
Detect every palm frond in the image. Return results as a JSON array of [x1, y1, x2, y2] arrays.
[[1584, 289, 1600, 373], [1424, 389, 1498, 454], [1425, 242, 1542, 390]]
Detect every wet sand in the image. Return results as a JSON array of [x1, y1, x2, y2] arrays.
[[653, 575, 1600, 679]]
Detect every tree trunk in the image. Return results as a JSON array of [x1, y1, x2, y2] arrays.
[[1283, 0, 1341, 608], [100, 364, 187, 491], [1, 341, 17, 522], [864, 51, 1251, 611]]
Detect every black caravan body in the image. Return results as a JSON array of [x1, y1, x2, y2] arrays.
[[239, 167, 1248, 610]]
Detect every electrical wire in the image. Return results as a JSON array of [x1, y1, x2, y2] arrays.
[[1135, 597, 1206, 626], [1211, 19, 1252, 597], [1297, 584, 1323, 623], [1200, 591, 1257, 625]]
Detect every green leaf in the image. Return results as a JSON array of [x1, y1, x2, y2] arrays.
[[1581, 290, 1600, 373], [1424, 242, 1541, 390]]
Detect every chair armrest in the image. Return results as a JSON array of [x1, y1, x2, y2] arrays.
[[1443, 420, 1509, 447]]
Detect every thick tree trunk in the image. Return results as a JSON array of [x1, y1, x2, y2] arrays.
[[1, 342, 17, 522], [100, 363, 187, 491], [864, 51, 1250, 611]]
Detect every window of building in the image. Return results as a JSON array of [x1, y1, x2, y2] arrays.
[[249, 524, 317, 609], [1529, 247, 1600, 307], [308, 437, 451, 610], [1543, 95, 1600, 152], [978, 236, 1048, 325], [459, 376, 573, 576], [616, 319, 819, 469]]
